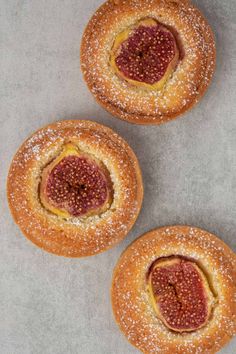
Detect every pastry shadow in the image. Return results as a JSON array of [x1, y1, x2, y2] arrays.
[[56, 112, 165, 243], [192, 0, 231, 85]]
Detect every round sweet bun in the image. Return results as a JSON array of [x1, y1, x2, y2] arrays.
[[111, 226, 236, 353], [7, 120, 143, 257], [81, 0, 216, 125]]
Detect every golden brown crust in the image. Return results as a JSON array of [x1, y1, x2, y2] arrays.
[[7, 120, 143, 257], [111, 226, 236, 353], [81, 0, 216, 125]]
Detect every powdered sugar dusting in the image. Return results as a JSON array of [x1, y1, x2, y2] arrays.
[[112, 226, 236, 353], [81, 0, 216, 123], [7, 120, 143, 257]]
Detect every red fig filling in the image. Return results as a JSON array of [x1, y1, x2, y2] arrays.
[[115, 24, 177, 84], [148, 257, 214, 332], [44, 155, 111, 217]]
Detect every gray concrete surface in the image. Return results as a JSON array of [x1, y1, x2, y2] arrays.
[[0, 0, 236, 353]]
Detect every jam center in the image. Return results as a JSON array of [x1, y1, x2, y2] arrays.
[[111, 19, 179, 88], [148, 257, 215, 332], [40, 144, 112, 217]]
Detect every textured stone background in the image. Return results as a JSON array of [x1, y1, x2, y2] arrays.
[[1, 0, 236, 353]]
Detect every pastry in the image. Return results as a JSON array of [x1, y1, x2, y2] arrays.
[[111, 226, 236, 353], [81, 0, 216, 125], [7, 120, 143, 257]]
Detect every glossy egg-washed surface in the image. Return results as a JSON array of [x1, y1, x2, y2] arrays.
[[7, 120, 143, 257], [81, 0, 216, 124], [111, 18, 179, 89], [148, 257, 214, 332], [111, 226, 236, 353]]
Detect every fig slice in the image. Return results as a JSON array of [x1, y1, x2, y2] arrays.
[[40, 143, 113, 218], [110, 18, 179, 90], [147, 257, 215, 332]]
